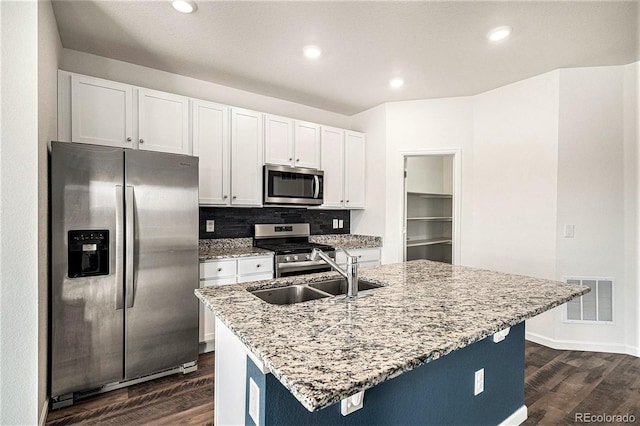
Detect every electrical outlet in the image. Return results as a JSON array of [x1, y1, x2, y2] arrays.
[[206, 220, 215, 233], [338, 219, 344, 229], [340, 390, 365, 416], [333, 219, 339, 229], [564, 224, 575, 238], [474, 368, 484, 395], [249, 378, 260, 423]]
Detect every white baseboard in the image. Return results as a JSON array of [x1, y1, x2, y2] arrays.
[[499, 405, 527, 426], [39, 398, 49, 426], [526, 332, 639, 357]]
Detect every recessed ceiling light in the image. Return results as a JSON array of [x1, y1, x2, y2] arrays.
[[487, 26, 511, 42], [389, 78, 404, 89], [303, 45, 322, 59], [171, 0, 197, 14]]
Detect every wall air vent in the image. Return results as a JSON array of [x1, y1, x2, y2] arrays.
[[565, 277, 614, 323]]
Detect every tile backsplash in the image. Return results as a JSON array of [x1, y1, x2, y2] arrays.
[[199, 207, 350, 239]]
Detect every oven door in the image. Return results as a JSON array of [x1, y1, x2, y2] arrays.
[[276, 261, 332, 278], [264, 164, 323, 206]]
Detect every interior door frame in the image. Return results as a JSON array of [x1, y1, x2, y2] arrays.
[[401, 148, 462, 264]]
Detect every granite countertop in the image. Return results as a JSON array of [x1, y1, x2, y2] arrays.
[[199, 238, 273, 261], [309, 234, 382, 249], [195, 260, 588, 412]]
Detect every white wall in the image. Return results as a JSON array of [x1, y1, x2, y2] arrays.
[[381, 97, 474, 264], [61, 49, 351, 129], [38, 0, 62, 420], [626, 61, 640, 356], [0, 1, 40, 424], [548, 66, 628, 352], [470, 71, 560, 280], [350, 104, 387, 243]]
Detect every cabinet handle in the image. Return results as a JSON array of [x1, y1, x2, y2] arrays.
[[346, 200, 350, 203], [296, 159, 300, 162], [289, 157, 293, 161], [126, 137, 132, 142], [218, 267, 223, 272], [256, 264, 261, 268], [223, 195, 228, 199], [139, 138, 144, 144], [232, 196, 237, 200], [340, 200, 344, 203]]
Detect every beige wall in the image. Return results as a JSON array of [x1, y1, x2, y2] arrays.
[[0, 1, 40, 423], [38, 0, 62, 421]]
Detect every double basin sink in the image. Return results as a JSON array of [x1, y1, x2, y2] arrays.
[[250, 278, 383, 305]]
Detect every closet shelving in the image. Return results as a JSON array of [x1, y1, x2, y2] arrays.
[[404, 155, 455, 264]]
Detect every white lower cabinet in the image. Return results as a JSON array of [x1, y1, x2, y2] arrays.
[[336, 248, 381, 269], [199, 255, 273, 352]]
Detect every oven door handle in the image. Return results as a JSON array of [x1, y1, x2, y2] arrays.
[[278, 260, 333, 269], [313, 175, 320, 199]]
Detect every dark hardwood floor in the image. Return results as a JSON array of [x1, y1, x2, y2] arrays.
[[47, 342, 639, 425]]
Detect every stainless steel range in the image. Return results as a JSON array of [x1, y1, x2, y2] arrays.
[[254, 223, 336, 277]]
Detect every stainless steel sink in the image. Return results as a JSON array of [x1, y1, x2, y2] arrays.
[[308, 279, 382, 296], [250, 285, 330, 305]]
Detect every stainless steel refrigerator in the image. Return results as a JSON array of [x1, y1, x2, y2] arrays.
[[50, 141, 199, 408]]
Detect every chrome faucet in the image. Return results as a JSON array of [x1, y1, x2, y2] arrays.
[[311, 248, 359, 298]]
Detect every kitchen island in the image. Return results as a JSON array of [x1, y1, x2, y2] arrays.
[[195, 260, 588, 425]]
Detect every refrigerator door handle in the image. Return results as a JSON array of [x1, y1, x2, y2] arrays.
[[125, 185, 135, 308], [115, 185, 125, 310]]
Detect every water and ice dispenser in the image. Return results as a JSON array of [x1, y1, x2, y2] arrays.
[[67, 230, 109, 278]]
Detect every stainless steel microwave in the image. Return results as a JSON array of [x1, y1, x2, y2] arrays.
[[263, 164, 324, 206]]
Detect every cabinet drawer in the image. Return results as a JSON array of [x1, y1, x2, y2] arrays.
[[237, 272, 274, 284], [200, 276, 236, 287], [200, 260, 236, 279], [237, 256, 273, 276], [336, 248, 380, 264]]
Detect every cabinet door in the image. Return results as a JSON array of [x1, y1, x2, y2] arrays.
[[344, 131, 366, 209], [320, 126, 345, 208], [193, 100, 230, 205], [294, 121, 321, 169], [231, 108, 263, 206], [200, 277, 236, 346], [71, 75, 134, 148], [138, 88, 189, 155], [264, 114, 293, 166]]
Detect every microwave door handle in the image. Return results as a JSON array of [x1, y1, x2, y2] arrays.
[[313, 175, 320, 198]]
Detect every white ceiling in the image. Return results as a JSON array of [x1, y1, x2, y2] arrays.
[[51, 0, 639, 116]]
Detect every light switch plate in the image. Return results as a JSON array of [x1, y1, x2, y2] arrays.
[[564, 224, 575, 238], [206, 220, 215, 233]]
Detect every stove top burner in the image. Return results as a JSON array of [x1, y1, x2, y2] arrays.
[[254, 241, 333, 255]]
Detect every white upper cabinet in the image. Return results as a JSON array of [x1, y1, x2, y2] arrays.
[[138, 88, 189, 155], [320, 127, 366, 209], [344, 131, 366, 209], [294, 121, 321, 169], [70, 74, 134, 148], [192, 100, 230, 205], [264, 114, 294, 166], [264, 115, 320, 169], [320, 126, 345, 208], [231, 108, 263, 206]]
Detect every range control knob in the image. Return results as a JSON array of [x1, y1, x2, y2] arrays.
[[284, 256, 291, 262], [305, 254, 311, 260], [293, 255, 299, 261]]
